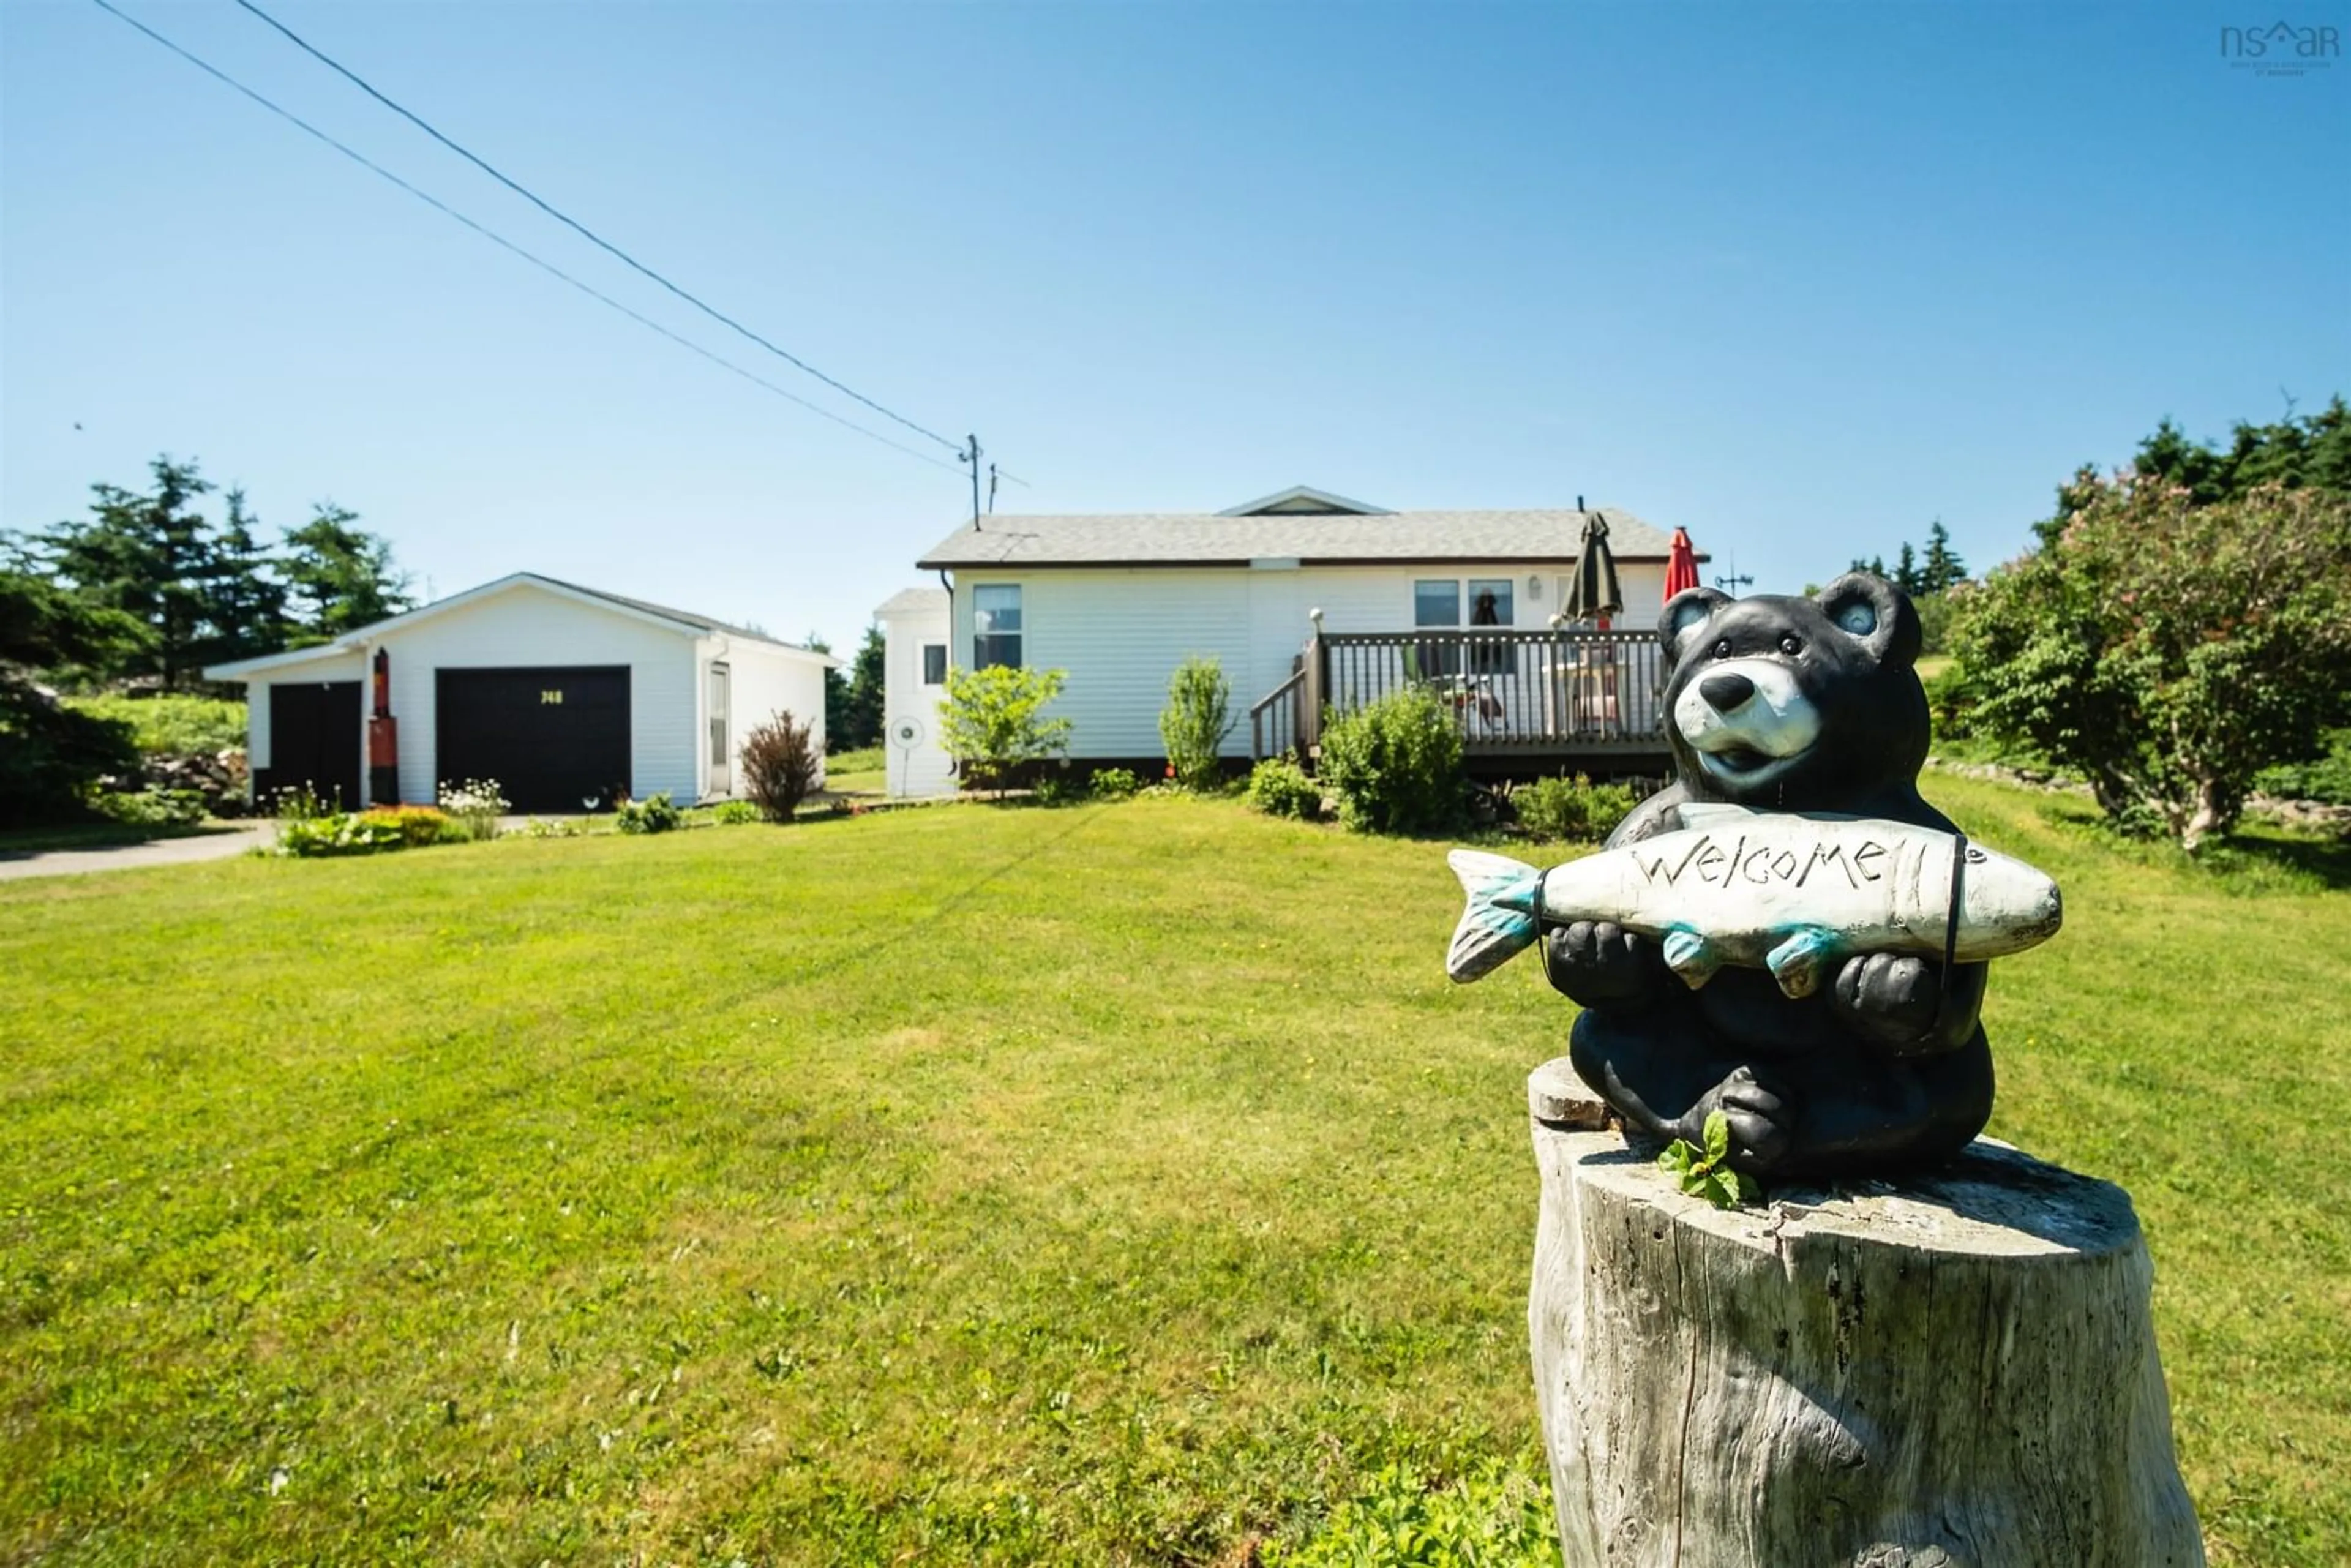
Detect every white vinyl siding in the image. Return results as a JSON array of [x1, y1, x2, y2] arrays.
[[369, 585, 697, 806], [879, 593, 955, 798], [944, 561, 1673, 761], [709, 635, 830, 797]]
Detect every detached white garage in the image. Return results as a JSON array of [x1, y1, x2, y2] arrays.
[[204, 573, 836, 812]]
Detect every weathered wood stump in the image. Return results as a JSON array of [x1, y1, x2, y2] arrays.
[[1526, 1059, 2203, 1567]]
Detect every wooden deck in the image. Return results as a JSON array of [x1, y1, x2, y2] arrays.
[[1249, 628, 1671, 773]]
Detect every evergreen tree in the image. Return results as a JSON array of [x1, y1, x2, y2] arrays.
[[805, 632, 847, 745], [194, 488, 288, 668], [34, 457, 218, 689], [1893, 542, 1921, 595], [1921, 520, 1965, 593], [280, 505, 411, 643], [2131, 397, 2351, 505], [841, 625, 885, 750]]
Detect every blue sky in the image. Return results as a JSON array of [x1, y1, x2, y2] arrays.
[[4, 1, 2344, 651]]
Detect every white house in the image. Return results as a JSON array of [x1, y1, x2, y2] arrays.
[[203, 572, 836, 812], [874, 587, 954, 798], [888, 486, 1700, 794]]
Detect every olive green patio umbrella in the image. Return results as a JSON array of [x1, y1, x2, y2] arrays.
[[1564, 511, 1625, 626]]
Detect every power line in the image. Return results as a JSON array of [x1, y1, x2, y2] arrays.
[[85, 0, 964, 479], [228, 0, 963, 456]]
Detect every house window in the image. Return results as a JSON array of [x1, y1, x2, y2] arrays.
[[921, 643, 947, 685], [1414, 578, 1517, 676], [973, 585, 1022, 669], [1412, 579, 1463, 678], [1466, 579, 1515, 673], [1414, 580, 1460, 628]]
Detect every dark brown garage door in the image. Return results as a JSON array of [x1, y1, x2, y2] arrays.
[[259, 681, 362, 811], [437, 667, 629, 813]]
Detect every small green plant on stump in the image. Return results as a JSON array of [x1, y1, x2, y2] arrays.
[[1658, 1111, 1760, 1209], [1158, 655, 1233, 791]]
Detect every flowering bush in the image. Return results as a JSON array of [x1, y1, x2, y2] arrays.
[[436, 778, 508, 842], [1954, 475, 2351, 848]]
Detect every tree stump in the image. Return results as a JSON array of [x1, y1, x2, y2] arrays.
[[1526, 1059, 2203, 1567]]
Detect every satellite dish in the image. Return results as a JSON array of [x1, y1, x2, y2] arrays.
[[892, 717, 924, 751]]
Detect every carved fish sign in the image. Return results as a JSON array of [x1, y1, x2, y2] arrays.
[[1446, 803, 2062, 996]]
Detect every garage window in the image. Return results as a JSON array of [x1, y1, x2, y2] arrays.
[[973, 585, 1022, 669]]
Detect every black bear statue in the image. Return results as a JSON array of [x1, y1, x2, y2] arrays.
[[1548, 571, 1998, 1177]]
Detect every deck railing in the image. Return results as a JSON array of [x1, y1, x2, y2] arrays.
[[1252, 628, 1668, 762], [1248, 665, 1309, 762]]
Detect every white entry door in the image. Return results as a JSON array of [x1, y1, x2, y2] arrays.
[[707, 663, 732, 795]]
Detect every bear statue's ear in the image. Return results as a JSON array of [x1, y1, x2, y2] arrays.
[[1816, 572, 1921, 667], [1659, 587, 1733, 662]]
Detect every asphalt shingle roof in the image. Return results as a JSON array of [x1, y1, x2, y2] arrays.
[[915, 507, 1674, 569], [531, 574, 814, 653], [873, 587, 950, 617]]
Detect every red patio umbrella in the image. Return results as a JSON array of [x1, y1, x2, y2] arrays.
[[1663, 527, 1701, 603]]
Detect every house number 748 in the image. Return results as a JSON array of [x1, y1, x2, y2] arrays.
[[541, 689, 563, 705]]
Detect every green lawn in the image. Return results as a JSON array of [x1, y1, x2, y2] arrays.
[[1, 781, 2344, 1564], [823, 745, 885, 797]]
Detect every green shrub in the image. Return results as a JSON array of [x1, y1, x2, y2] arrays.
[[1513, 773, 1639, 842], [435, 779, 508, 841], [708, 799, 763, 825], [740, 710, 821, 821], [0, 685, 139, 829], [1158, 655, 1234, 791], [615, 792, 683, 835], [1317, 687, 1465, 835], [1262, 1458, 1556, 1568], [2255, 726, 2351, 805], [1087, 767, 1140, 800], [939, 666, 1073, 796], [90, 786, 207, 827], [272, 812, 408, 858], [1924, 662, 1976, 744], [520, 816, 584, 839], [66, 694, 246, 756], [1032, 772, 1088, 808], [1244, 757, 1322, 820], [359, 805, 457, 847]]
